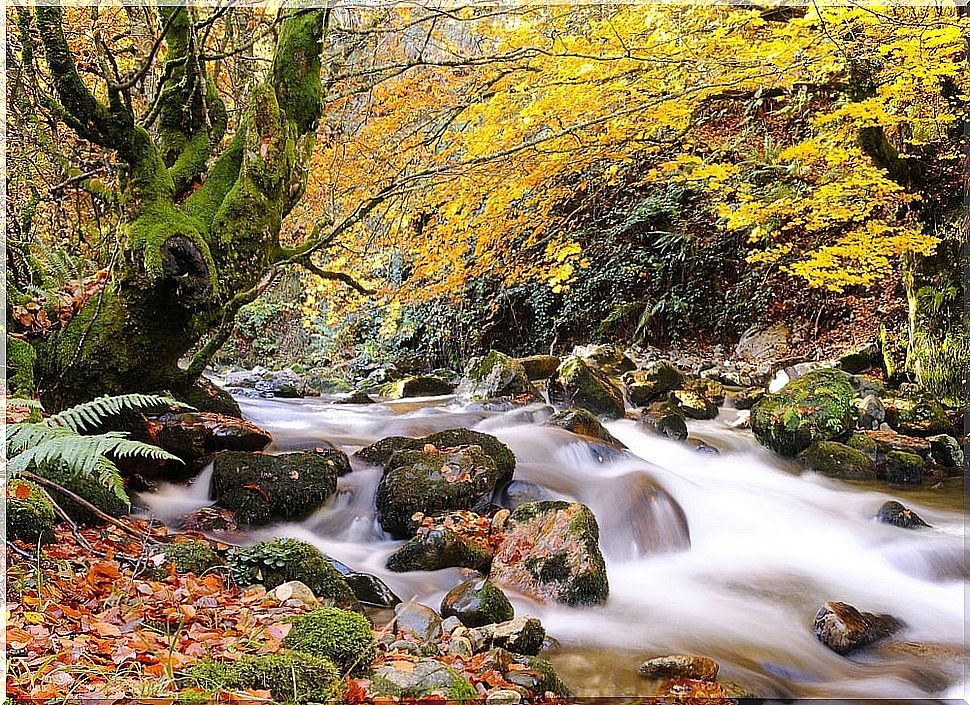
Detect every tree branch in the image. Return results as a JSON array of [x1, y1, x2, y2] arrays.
[[300, 259, 376, 295]]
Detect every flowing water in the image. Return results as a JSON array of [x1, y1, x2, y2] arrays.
[[139, 394, 967, 700]]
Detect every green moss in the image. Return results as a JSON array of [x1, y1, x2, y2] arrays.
[[6, 335, 37, 397], [283, 607, 377, 675], [6, 479, 56, 545], [270, 11, 326, 134], [183, 651, 342, 705], [883, 450, 925, 486], [846, 433, 878, 457], [525, 657, 573, 696], [880, 322, 907, 383], [798, 441, 877, 480], [162, 540, 224, 576], [750, 368, 856, 457], [460, 350, 536, 400], [883, 394, 953, 436], [173, 378, 241, 417], [33, 463, 129, 526], [381, 375, 454, 399], [227, 538, 358, 610]]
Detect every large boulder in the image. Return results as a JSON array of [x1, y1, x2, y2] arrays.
[[574, 344, 636, 376], [227, 538, 358, 611], [393, 602, 443, 644], [813, 601, 904, 654], [375, 445, 502, 538], [544, 408, 625, 447], [386, 511, 493, 572], [549, 356, 625, 419], [185, 652, 342, 705], [636, 402, 688, 442], [224, 366, 306, 398], [623, 361, 685, 407], [210, 450, 345, 526], [881, 450, 924, 486], [736, 322, 790, 362], [441, 577, 515, 628], [928, 434, 964, 471], [797, 441, 877, 481], [517, 354, 561, 381], [883, 394, 953, 436], [356, 428, 516, 485], [382, 375, 455, 399], [458, 350, 537, 401], [147, 412, 272, 460], [489, 501, 609, 606], [750, 368, 856, 456], [671, 389, 718, 420]]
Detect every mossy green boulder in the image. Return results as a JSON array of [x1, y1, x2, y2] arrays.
[[882, 450, 924, 486], [227, 538, 358, 610], [672, 389, 718, 420], [458, 350, 537, 400], [355, 427, 516, 484], [6, 479, 56, 544], [489, 501, 609, 606], [622, 361, 685, 407], [283, 607, 377, 675], [637, 402, 688, 442], [34, 463, 130, 526], [370, 658, 478, 700], [183, 652, 343, 704], [577, 343, 636, 376], [386, 525, 491, 572], [549, 356, 625, 419], [750, 368, 856, 456], [517, 354, 561, 380], [210, 450, 344, 526], [883, 394, 953, 436], [159, 540, 224, 575], [441, 578, 514, 627], [798, 441, 877, 480], [375, 445, 502, 538]]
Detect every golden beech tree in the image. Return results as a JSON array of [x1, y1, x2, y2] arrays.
[[7, 3, 967, 406]]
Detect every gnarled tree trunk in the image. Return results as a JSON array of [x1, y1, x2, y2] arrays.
[[14, 5, 329, 410]]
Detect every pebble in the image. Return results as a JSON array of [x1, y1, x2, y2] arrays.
[[486, 689, 522, 705]]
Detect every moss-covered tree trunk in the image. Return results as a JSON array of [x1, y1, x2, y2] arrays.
[[11, 6, 329, 410]]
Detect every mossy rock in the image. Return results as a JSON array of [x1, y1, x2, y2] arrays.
[[34, 463, 130, 526], [490, 501, 608, 606], [733, 387, 766, 410], [881, 450, 924, 486], [683, 377, 725, 404], [441, 578, 514, 627], [355, 428, 515, 484], [637, 402, 688, 442], [381, 375, 454, 399], [846, 432, 879, 458], [549, 356, 625, 419], [159, 540, 224, 575], [883, 394, 953, 436], [376, 446, 501, 538], [750, 368, 856, 457], [798, 441, 877, 480], [370, 658, 478, 700], [6, 479, 56, 545], [517, 354, 561, 380], [227, 538, 358, 610], [577, 344, 636, 376], [622, 361, 685, 407], [283, 607, 377, 676], [506, 656, 573, 697], [458, 350, 537, 400], [386, 526, 491, 572], [210, 450, 342, 526], [183, 651, 343, 704], [672, 389, 718, 420], [174, 377, 241, 417], [544, 408, 625, 447]]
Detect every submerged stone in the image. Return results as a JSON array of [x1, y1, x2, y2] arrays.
[[813, 601, 904, 654], [876, 501, 930, 529]]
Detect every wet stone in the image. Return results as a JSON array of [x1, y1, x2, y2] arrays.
[[638, 654, 720, 681]]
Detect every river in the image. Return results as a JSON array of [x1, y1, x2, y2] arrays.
[[138, 394, 967, 701]]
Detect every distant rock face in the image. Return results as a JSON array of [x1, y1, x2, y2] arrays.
[[813, 601, 904, 654], [489, 501, 609, 606]]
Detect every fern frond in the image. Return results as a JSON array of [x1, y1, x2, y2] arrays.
[[8, 432, 181, 478], [5, 398, 44, 411], [95, 455, 129, 505], [6, 423, 78, 454], [48, 394, 184, 432]]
